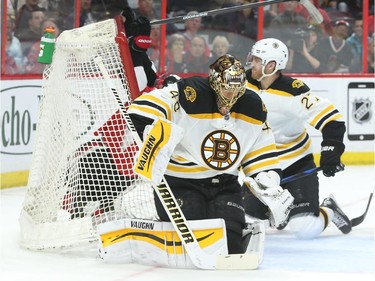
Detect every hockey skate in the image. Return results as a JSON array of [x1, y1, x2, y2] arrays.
[[321, 194, 352, 234]]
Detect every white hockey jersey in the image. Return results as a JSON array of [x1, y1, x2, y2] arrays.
[[128, 76, 280, 179], [245, 72, 344, 170]]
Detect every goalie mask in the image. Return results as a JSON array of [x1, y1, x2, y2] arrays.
[[209, 54, 246, 113]]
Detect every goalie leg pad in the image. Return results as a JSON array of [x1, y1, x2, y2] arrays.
[[97, 218, 228, 268], [242, 216, 265, 266], [134, 118, 184, 184]]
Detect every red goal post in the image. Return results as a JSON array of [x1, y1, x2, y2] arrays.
[[19, 16, 158, 250]]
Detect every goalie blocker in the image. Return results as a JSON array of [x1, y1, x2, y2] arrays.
[[134, 118, 184, 184]]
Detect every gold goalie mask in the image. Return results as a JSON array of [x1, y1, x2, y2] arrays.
[[209, 54, 246, 114]]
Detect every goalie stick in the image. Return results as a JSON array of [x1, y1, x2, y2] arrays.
[[151, 0, 323, 25], [94, 56, 260, 270]]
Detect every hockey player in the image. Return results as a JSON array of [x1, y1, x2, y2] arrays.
[[243, 38, 351, 239], [125, 54, 294, 257], [121, 6, 157, 92]]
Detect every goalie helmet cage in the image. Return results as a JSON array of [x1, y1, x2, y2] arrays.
[[19, 16, 158, 251]]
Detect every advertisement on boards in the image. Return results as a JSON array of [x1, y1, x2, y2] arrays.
[[1, 80, 42, 172]]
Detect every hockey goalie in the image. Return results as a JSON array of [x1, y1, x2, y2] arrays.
[[95, 17, 294, 267]]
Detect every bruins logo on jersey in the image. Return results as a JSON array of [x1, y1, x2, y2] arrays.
[[292, 79, 305, 88], [201, 130, 240, 170], [184, 86, 197, 102]]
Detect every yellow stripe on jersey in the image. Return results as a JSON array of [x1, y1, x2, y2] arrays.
[[136, 94, 172, 120], [129, 103, 166, 119], [276, 130, 307, 149], [246, 82, 258, 92], [189, 112, 225, 120], [167, 163, 210, 173], [242, 158, 280, 176], [101, 227, 225, 254], [278, 138, 312, 161], [231, 112, 263, 125], [189, 112, 263, 125], [309, 104, 341, 128], [242, 144, 278, 163], [319, 113, 343, 130]]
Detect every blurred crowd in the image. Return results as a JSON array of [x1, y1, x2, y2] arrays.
[[3, 0, 375, 75]]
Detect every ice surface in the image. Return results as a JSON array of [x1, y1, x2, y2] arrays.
[[1, 166, 374, 281]]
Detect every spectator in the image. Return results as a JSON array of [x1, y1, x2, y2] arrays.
[[286, 24, 324, 73], [182, 11, 211, 57], [147, 24, 161, 68], [317, 19, 354, 72], [65, 0, 98, 29], [210, 1, 239, 33], [209, 35, 230, 64], [133, 0, 178, 34], [134, 0, 157, 19], [7, 0, 16, 17], [24, 18, 61, 74], [17, 8, 45, 57], [368, 35, 375, 73], [346, 18, 369, 72], [236, 0, 265, 40], [14, 0, 43, 37], [185, 35, 210, 74], [165, 33, 188, 74], [6, 13, 24, 72], [337, 0, 362, 18], [5, 14, 22, 74], [320, 0, 338, 13], [266, 1, 307, 43]]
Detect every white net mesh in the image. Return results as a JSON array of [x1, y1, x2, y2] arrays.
[[19, 19, 158, 250]]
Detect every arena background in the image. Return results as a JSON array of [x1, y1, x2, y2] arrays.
[[1, 0, 374, 188]]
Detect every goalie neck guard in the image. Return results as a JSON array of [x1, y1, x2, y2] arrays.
[[209, 54, 246, 114]]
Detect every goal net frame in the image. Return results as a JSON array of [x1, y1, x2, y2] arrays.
[[19, 16, 158, 250]]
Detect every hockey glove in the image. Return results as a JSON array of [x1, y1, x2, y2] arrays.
[[129, 35, 152, 52], [162, 75, 181, 87], [320, 139, 345, 177], [129, 16, 151, 37], [243, 171, 294, 228], [155, 74, 181, 89], [128, 17, 151, 52], [122, 6, 136, 36]]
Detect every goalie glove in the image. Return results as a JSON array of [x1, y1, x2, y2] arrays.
[[243, 171, 294, 228], [134, 118, 184, 184]]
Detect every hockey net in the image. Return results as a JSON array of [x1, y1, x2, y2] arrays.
[[19, 17, 158, 250]]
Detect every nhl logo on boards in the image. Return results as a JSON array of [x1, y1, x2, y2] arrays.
[[352, 98, 372, 124]]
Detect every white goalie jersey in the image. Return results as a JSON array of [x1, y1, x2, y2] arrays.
[[128, 76, 280, 179], [245, 72, 344, 170]]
